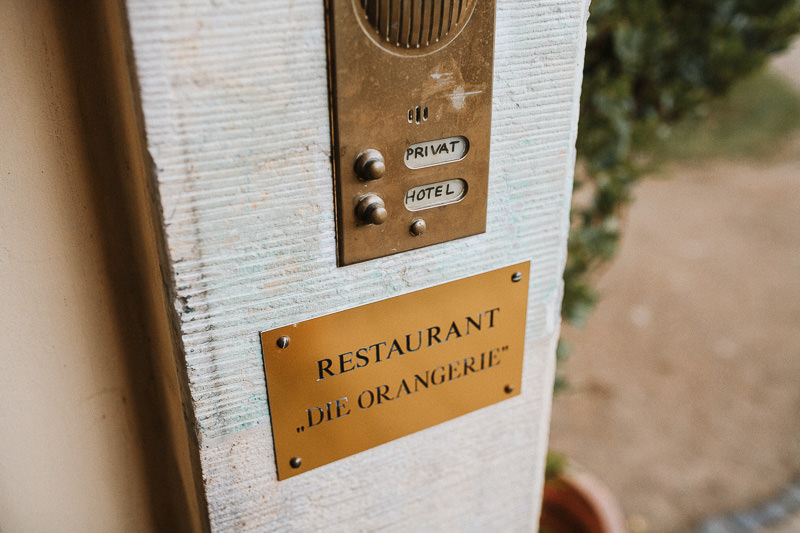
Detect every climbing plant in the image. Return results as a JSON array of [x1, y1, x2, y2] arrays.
[[562, 0, 800, 331]]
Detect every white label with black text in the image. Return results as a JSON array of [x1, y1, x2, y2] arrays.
[[404, 136, 469, 169], [404, 179, 467, 211]]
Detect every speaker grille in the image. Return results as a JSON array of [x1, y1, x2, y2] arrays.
[[359, 0, 475, 49]]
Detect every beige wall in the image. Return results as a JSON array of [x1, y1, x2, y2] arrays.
[[0, 2, 202, 531]]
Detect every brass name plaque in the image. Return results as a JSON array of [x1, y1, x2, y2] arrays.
[[261, 263, 529, 480]]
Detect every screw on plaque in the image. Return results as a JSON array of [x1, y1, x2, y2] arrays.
[[276, 336, 290, 349], [290, 457, 302, 469], [511, 272, 522, 282], [504, 385, 515, 394], [410, 218, 427, 236]]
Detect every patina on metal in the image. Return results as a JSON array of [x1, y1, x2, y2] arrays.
[[261, 262, 529, 480], [326, 0, 497, 265]]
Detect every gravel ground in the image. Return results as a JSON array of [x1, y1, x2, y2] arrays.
[[548, 42, 800, 533]]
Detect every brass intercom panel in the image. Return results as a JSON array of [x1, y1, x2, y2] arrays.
[[326, 0, 497, 265]]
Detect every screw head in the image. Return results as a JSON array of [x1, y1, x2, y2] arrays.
[[289, 457, 302, 469], [276, 336, 290, 349], [409, 218, 427, 236], [511, 272, 522, 283], [504, 384, 514, 394]]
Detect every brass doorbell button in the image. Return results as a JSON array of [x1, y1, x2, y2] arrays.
[[354, 149, 386, 181], [356, 194, 388, 225]]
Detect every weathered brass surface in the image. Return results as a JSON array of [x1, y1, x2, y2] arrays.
[[261, 262, 529, 480], [326, 0, 496, 265]]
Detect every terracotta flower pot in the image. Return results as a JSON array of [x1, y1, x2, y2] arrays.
[[539, 466, 628, 533]]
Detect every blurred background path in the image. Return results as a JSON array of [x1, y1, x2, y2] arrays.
[[549, 41, 800, 533]]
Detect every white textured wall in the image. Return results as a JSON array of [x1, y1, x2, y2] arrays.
[[126, 0, 590, 530]]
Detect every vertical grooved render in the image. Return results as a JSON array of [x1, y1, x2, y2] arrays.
[[125, 0, 590, 530]]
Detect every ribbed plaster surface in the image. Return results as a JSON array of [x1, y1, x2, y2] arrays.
[[126, 0, 590, 530]]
